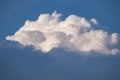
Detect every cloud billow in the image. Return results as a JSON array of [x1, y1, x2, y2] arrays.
[[6, 11, 120, 55]]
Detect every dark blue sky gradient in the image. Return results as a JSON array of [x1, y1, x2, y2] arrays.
[[0, 44, 120, 80], [0, 0, 120, 80]]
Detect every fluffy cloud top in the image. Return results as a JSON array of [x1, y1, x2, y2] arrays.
[[6, 11, 120, 55]]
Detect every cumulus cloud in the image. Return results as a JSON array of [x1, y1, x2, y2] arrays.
[[90, 18, 98, 24], [6, 11, 120, 55]]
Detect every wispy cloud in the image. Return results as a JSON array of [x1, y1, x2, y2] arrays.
[[6, 11, 120, 55]]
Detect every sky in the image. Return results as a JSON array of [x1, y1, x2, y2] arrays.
[[0, 0, 120, 80]]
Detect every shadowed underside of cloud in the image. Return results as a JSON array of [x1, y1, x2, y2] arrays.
[[6, 11, 120, 55]]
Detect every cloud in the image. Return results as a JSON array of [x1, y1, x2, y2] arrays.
[[6, 11, 120, 55], [90, 18, 98, 24]]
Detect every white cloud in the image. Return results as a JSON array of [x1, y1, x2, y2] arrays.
[[90, 18, 98, 24], [6, 11, 120, 55]]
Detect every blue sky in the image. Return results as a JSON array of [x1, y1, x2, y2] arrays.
[[0, 0, 120, 80]]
